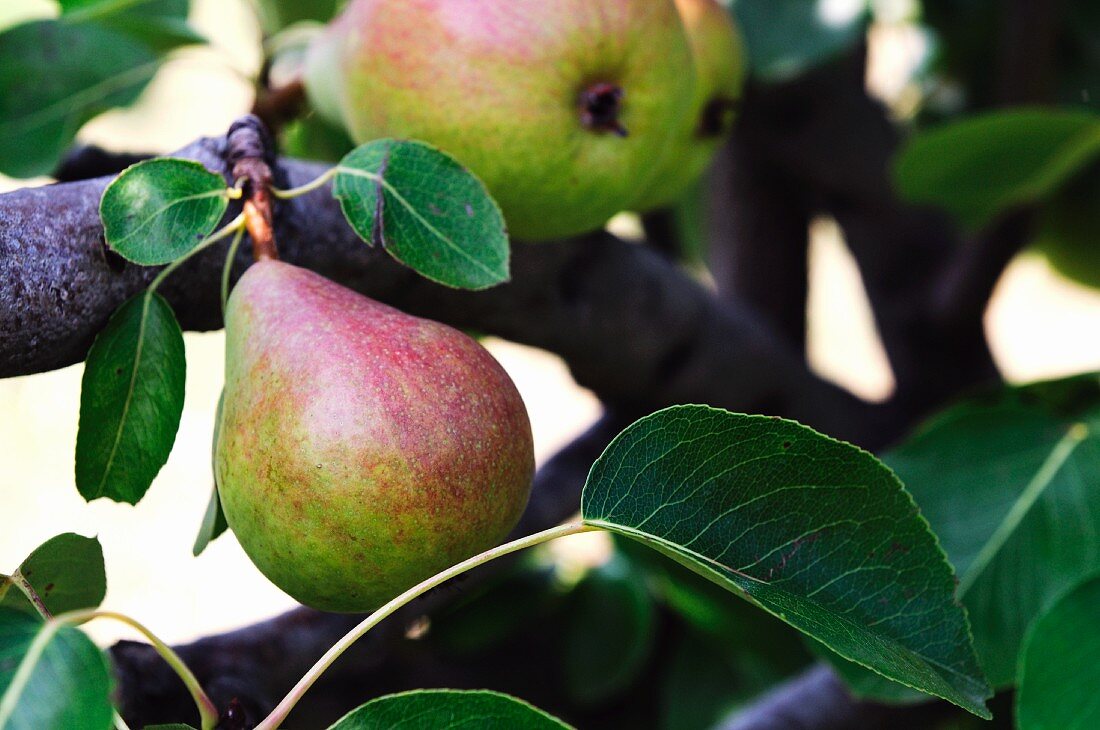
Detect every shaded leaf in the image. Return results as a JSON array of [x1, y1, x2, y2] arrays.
[[563, 554, 655, 705], [661, 628, 789, 730], [194, 390, 228, 556], [76, 292, 186, 505], [430, 560, 561, 656], [328, 689, 572, 729], [580, 405, 991, 718], [823, 374, 1100, 695], [0, 609, 114, 730], [1034, 163, 1100, 290], [60, 0, 203, 52], [192, 486, 227, 557], [100, 158, 229, 266], [254, 0, 342, 34], [895, 109, 1100, 229], [333, 139, 509, 290], [1016, 573, 1100, 730], [733, 0, 868, 82], [0, 20, 158, 178], [281, 114, 356, 164], [0, 535, 106, 618]]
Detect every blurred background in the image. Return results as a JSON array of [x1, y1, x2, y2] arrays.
[[2, 0, 1100, 652]]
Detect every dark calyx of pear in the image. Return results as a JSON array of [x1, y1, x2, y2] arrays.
[[216, 261, 535, 612]]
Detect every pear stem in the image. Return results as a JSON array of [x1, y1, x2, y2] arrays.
[[253, 521, 600, 730], [221, 224, 247, 314], [54, 609, 220, 730], [226, 116, 280, 262]]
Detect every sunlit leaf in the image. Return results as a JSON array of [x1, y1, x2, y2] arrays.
[[76, 292, 186, 505], [334, 139, 509, 290]]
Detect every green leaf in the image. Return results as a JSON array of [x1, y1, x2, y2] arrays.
[[0, 609, 115, 730], [60, 0, 203, 52], [1034, 163, 1100, 291], [580, 405, 991, 718], [75, 291, 186, 505], [254, 0, 342, 34], [194, 390, 228, 556], [0, 535, 106, 618], [280, 114, 356, 164], [100, 158, 229, 266], [563, 554, 655, 705], [619, 536, 812, 668], [430, 560, 561, 656], [1016, 573, 1100, 730], [823, 374, 1100, 695], [328, 689, 572, 729], [0, 20, 158, 178], [895, 109, 1100, 229], [661, 629, 789, 730], [333, 139, 510, 290], [192, 486, 227, 557], [732, 0, 868, 83]]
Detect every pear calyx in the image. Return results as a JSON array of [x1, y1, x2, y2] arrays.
[[579, 82, 628, 137]]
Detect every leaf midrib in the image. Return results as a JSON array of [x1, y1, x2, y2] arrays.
[[957, 421, 1090, 596], [335, 165, 502, 280], [91, 292, 153, 500], [586, 520, 989, 709]]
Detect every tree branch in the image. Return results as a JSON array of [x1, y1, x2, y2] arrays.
[[0, 137, 884, 447]]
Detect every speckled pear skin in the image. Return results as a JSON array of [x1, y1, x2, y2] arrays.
[[635, 0, 746, 210], [216, 261, 534, 612], [304, 0, 697, 241]]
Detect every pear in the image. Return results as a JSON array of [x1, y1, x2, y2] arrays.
[[303, 0, 698, 241], [215, 261, 535, 612], [635, 0, 746, 211]]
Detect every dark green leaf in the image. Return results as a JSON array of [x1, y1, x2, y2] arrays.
[[255, 0, 342, 34], [60, 0, 203, 52], [0, 535, 106, 618], [732, 0, 868, 82], [430, 560, 561, 656], [619, 536, 812, 668], [1034, 163, 1100, 290], [333, 139, 510, 290], [192, 486, 227, 557], [580, 405, 991, 718], [0, 20, 158, 178], [328, 689, 572, 729], [661, 629, 788, 730], [823, 374, 1100, 695], [563, 554, 655, 705], [76, 292, 186, 505], [0, 609, 114, 730], [144, 726, 198, 729], [281, 114, 356, 164], [1016, 573, 1100, 730], [895, 109, 1100, 229], [100, 158, 229, 266], [194, 390, 228, 556]]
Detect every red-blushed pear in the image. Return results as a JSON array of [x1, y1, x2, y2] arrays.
[[635, 0, 746, 211], [215, 261, 535, 613], [303, 0, 698, 241]]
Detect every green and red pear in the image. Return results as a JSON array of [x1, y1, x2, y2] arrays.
[[635, 0, 746, 211], [303, 0, 698, 240], [215, 260, 534, 612]]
